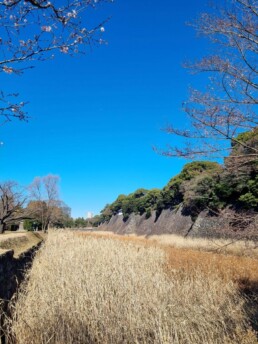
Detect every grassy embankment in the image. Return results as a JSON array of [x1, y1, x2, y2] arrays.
[[2, 230, 258, 344], [0, 231, 45, 257]]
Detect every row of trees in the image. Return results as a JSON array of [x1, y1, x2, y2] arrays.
[[97, 162, 220, 224], [97, 129, 258, 238], [0, 174, 72, 233], [64, 217, 97, 228]]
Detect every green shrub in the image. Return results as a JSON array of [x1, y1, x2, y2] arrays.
[[145, 208, 152, 219], [239, 193, 258, 208]]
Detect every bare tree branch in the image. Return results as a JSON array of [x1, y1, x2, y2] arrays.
[[0, 181, 27, 233], [0, 0, 111, 123], [28, 174, 61, 232], [160, 0, 258, 168]]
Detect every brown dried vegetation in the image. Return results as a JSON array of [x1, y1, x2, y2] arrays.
[[81, 231, 258, 287], [2, 230, 258, 344]]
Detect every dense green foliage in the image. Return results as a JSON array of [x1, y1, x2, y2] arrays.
[[156, 161, 221, 217], [93, 129, 258, 223], [96, 162, 222, 222]]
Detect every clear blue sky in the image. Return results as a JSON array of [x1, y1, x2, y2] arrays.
[[1, 0, 217, 218]]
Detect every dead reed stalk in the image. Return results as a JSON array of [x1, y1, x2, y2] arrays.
[[3, 230, 257, 344]]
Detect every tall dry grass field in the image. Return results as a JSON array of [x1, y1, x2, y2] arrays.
[[3, 230, 257, 344], [81, 231, 258, 288], [84, 231, 258, 257]]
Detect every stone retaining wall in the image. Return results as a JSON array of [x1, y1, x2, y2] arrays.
[[99, 206, 257, 239]]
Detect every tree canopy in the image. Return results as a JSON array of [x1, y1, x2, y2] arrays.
[[96, 130, 258, 235]]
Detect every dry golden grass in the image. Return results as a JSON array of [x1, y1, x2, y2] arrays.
[[151, 234, 258, 256], [3, 230, 257, 344], [90, 231, 258, 257], [0, 232, 44, 257], [0, 233, 28, 249], [82, 231, 258, 288]]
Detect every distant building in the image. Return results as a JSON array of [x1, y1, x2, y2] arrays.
[[86, 211, 93, 219]]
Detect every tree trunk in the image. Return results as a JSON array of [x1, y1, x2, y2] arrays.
[[42, 221, 49, 233], [0, 222, 6, 234]]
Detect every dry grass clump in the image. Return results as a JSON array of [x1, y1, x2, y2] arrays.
[[4, 230, 256, 344], [148, 234, 258, 257], [164, 246, 258, 285]]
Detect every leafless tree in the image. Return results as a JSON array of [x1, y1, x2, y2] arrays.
[[0, 0, 111, 123], [205, 206, 258, 243], [28, 174, 60, 232], [0, 181, 26, 233], [161, 0, 258, 168], [50, 200, 72, 227]]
